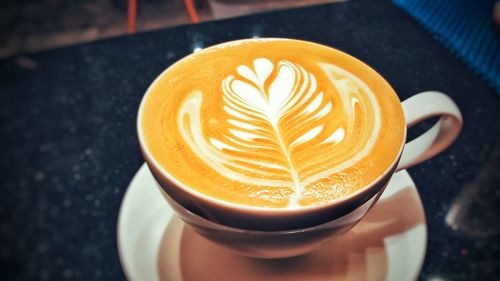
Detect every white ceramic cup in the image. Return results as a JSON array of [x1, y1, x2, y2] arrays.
[[137, 40, 462, 254]]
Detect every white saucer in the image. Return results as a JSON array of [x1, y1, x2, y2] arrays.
[[118, 164, 427, 281]]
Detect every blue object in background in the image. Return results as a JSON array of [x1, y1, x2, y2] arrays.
[[394, 0, 500, 93]]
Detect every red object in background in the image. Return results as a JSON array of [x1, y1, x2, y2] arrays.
[[128, 0, 199, 33], [184, 0, 201, 23], [128, 0, 137, 33]]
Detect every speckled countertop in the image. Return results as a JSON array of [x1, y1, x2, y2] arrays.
[[1, 0, 499, 280]]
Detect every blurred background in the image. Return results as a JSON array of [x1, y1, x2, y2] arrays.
[[0, 0, 343, 59]]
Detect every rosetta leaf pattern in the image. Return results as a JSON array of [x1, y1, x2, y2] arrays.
[[178, 58, 379, 206], [213, 58, 335, 202]]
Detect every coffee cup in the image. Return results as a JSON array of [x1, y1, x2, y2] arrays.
[[137, 39, 462, 237]]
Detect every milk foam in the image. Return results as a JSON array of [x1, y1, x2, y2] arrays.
[[178, 58, 381, 207]]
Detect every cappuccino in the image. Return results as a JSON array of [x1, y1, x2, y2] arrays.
[[140, 39, 405, 208]]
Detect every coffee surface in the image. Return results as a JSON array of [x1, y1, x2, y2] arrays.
[[141, 39, 405, 208]]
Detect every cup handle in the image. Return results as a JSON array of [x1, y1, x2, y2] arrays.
[[396, 91, 463, 171]]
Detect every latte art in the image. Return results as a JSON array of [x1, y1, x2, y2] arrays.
[[141, 39, 405, 208], [178, 58, 381, 207]]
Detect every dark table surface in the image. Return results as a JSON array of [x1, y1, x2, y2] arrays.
[[1, 0, 499, 280]]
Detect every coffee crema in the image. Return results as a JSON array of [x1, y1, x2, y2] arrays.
[[141, 39, 405, 208]]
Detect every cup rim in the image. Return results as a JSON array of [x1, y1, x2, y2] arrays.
[[137, 37, 407, 215], [160, 185, 364, 235]]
